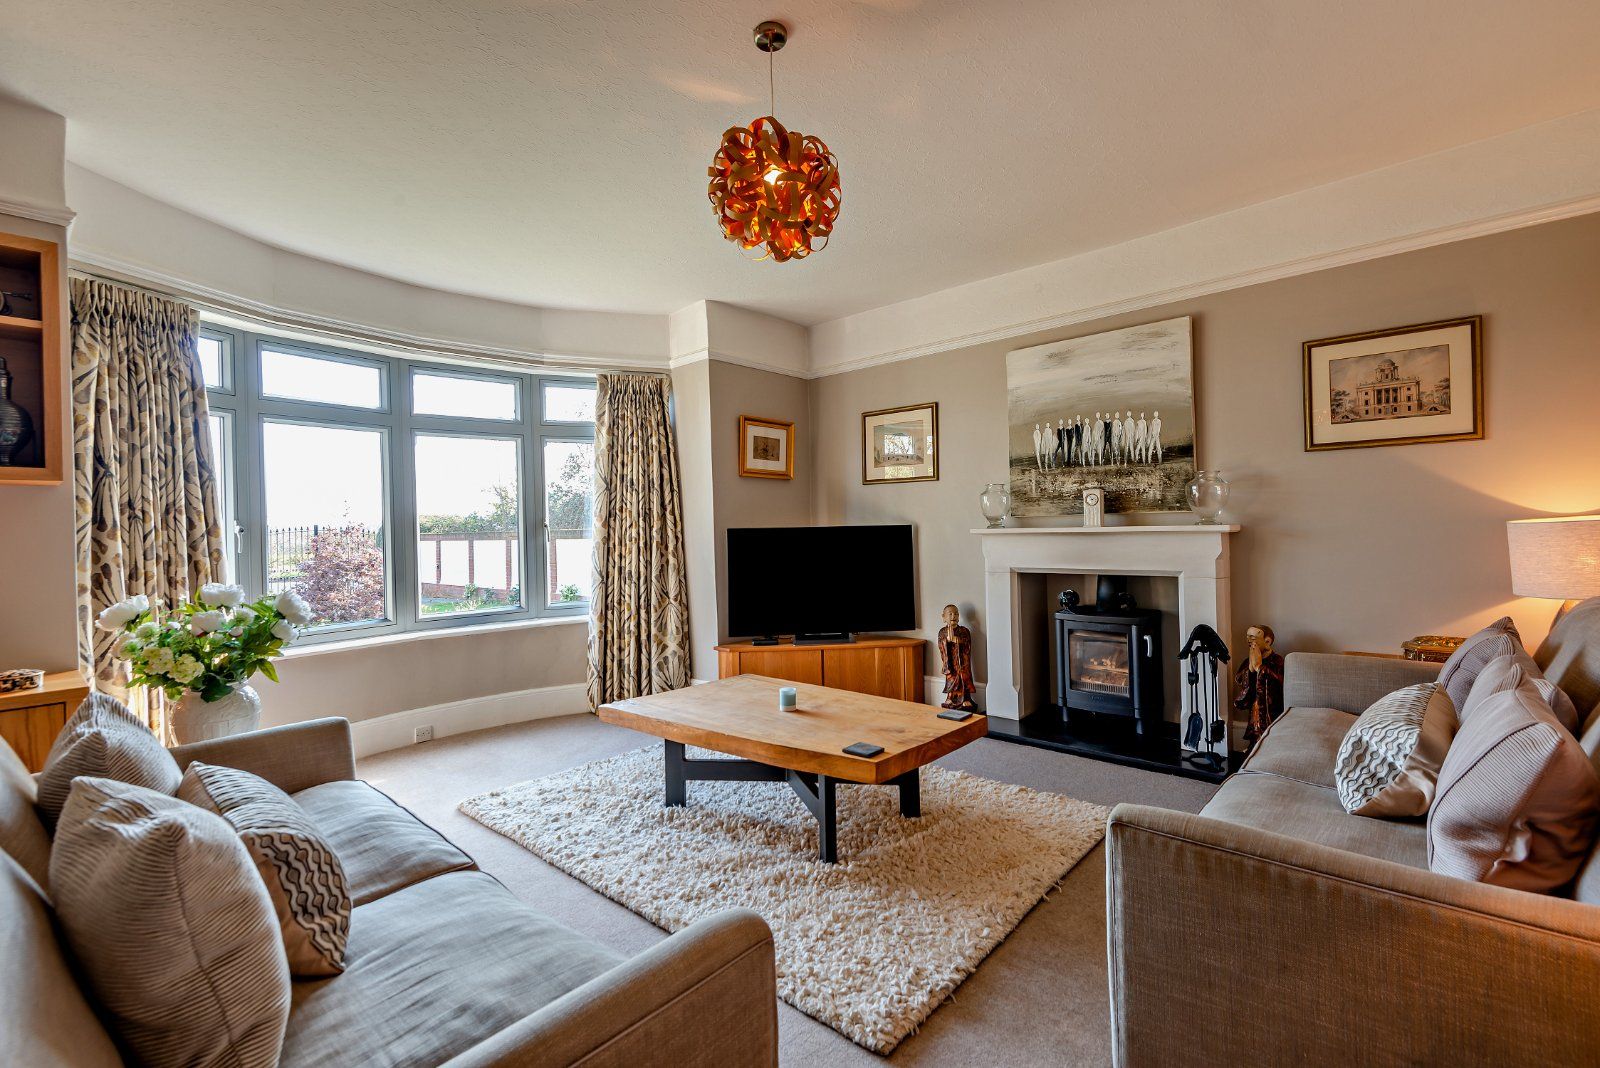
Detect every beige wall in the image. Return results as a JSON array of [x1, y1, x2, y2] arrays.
[[262, 620, 588, 728], [0, 95, 77, 672], [810, 212, 1600, 684]]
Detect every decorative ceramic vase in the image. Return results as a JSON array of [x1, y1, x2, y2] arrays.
[[0, 356, 34, 467], [1186, 470, 1230, 524], [979, 482, 1011, 528], [171, 683, 262, 745]]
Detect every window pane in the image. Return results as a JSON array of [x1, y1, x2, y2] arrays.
[[543, 440, 593, 604], [415, 435, 523, 617], [199, 336, 226, 389], [262, 422, 388, 627], [543, 383, 595, 423], [261, 348, 383, 408], [413, 371, 517, 421], [207, 411, 235, 582]]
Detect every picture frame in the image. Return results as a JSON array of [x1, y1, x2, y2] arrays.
[[861, 402, 939, 484], [1302, 315, 1482, 451], [738, 414, 794, 479]]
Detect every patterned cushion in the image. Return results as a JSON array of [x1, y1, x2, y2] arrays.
[[180, 761, 351, 977], [1335, 683, 1456, 818], [35, 692, 181, 831], [49, 776, 290, 1068], [1436, 617, 1523, 714], [1459, 650, 1580, 735], [1428, 674, 1600, 892]]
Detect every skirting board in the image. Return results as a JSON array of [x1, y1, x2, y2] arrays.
[[350, 682, 590, 758], [924, 676, 988, 710]]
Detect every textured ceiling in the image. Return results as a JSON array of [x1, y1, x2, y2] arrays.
[[2, 1, 1598, 325]]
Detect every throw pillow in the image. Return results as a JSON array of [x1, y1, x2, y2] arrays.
[[179, 760, 351, 976], [49, 776, 290, 1068], [1436, 616, 1523, 714], [1335, 683, 1456, 817], [1428, 673, 1600, 892], [35, 692, 181, 831], [1458, 650, 1580, 735]]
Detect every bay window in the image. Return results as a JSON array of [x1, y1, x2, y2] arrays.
[[202, 323, 595, 643]]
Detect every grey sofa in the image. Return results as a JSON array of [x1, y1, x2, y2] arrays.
[[1108, 598, 1600, 1067], [2, 716, 778, 1067]]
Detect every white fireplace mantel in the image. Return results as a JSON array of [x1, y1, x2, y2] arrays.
[[972, 523, 1238, 760]]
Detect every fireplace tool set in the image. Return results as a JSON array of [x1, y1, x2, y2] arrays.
[[1177, 623, 1230, 773]]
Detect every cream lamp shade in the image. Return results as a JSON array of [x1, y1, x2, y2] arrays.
[[1506, 516, 1600, 599]]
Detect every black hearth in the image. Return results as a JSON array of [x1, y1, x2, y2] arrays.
[[1053, 577, 1163, 736]]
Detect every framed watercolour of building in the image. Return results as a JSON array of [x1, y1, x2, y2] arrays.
[[738, 414, 794, 479], [862, 402, 938, 484], [1303, 316, 1482, 451]]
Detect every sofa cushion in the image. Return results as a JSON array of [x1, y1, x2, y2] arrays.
[[1335, 683, 1455, 818], [0, 736, 51, 892], [35, 692, 181, 831], [1535, 595, 1600, 722], [281, 869, 622, 1068], [292, 779, 475, 905], [1460, 650, 1579, 735], [1202, 772, 1428, 868], [1240, 706, 1354, 789], [1436, 616, 1522, 714], [0, 852, 123, 1067], [1428, 675, 1600, 892], [181, 761, 351, 977], [50, 776, 290, 1068]]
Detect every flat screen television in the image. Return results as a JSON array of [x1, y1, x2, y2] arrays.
[[726, 524, 916, 642]]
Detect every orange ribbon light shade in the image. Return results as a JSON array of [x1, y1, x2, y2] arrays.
[[708, 115, 840, 262]]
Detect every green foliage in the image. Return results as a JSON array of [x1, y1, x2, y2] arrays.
[[419, 483, 519, 535], [558, 583, 582, 602], [109, 594, 295, 702]]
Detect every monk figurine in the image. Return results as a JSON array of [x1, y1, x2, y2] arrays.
[[1233, 624, 1285, 744], [938, 604, 978, 712]]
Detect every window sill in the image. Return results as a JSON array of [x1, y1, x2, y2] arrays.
[[280, 614, 590, 660]]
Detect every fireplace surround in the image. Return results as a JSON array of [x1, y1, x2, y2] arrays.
[[971, 524, 1239, 779]]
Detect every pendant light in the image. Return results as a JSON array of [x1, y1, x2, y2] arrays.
[[707, 21, 841, 262]]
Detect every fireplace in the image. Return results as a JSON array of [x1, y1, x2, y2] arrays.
[[1053, 578, 1163, 735]]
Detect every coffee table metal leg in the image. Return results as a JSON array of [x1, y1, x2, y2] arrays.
[[816, 775, 837, 863], [894, 768, 921, 818], [664, 740, 686, 807]]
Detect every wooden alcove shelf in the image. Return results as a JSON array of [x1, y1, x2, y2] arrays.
[[0, 231, 62, 485]]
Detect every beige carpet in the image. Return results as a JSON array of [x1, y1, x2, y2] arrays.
[[461, 744, 1109, 1054]]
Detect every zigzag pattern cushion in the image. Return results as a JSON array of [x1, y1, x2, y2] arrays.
[[49, 776, 289, 1068], [180, 761, 351, 976], [35, 692, 181, 831], [1336, 682, 1457, 817]]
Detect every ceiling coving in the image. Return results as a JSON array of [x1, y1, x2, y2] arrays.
[[707, 21, 841, 263]]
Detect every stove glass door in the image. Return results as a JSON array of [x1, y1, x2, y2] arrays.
[[1068, 630, 1132, 697]]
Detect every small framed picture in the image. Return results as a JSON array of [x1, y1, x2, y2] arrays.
[[1303, 316, 1482, 452], [738, 415, 794, 479], [862, 402, 939, 484]]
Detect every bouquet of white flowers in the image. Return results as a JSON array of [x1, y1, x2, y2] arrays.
[[97, 584, 312, 702]]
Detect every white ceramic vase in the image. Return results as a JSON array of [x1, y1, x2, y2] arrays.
[[171, 683, 262, 744]]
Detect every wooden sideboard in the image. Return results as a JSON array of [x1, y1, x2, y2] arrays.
[[0, 670, 89, 771], [715, 636, 925, 704]]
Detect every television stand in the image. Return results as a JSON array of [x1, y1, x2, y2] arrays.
[[714, 635, 925, 703], [793, 632, 853, 645]]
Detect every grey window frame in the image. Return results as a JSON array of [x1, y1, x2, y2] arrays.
[[202, 321, 595, 646]]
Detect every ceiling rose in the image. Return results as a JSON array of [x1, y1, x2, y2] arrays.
[[707, 21, 841, 263]]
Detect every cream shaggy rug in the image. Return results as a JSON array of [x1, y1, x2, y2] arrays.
[[460, 745, 1109, 1054]]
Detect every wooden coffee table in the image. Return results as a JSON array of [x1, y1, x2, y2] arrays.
[[596, 674, 988, 862]]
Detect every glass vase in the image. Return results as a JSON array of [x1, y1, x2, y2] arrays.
[[979, 482, 1011, 528], [1186, 470, 1230, 525]]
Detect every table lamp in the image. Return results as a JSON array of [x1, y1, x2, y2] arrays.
[[1506, 515, 1600, 613]]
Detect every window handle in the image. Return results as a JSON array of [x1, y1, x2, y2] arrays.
[[234, 522, 245, 557]]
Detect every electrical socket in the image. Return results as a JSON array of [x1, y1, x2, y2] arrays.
[[414, 725, 435, 743]]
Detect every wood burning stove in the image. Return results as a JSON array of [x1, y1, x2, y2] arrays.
[[1053, 577, 1163, 735]]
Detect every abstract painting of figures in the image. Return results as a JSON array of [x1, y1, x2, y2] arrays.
[[1006, 317, 1196, 516]]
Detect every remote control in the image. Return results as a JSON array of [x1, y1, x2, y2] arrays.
[[842, 742, 884, 758], [937, 710, 975, 721]]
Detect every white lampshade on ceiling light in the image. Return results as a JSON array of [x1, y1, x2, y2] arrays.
[[1506, 515, 1600, 600]]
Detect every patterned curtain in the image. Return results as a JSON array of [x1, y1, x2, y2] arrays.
[[71, 277, 225, 735], [585, 373, 691, 707]]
